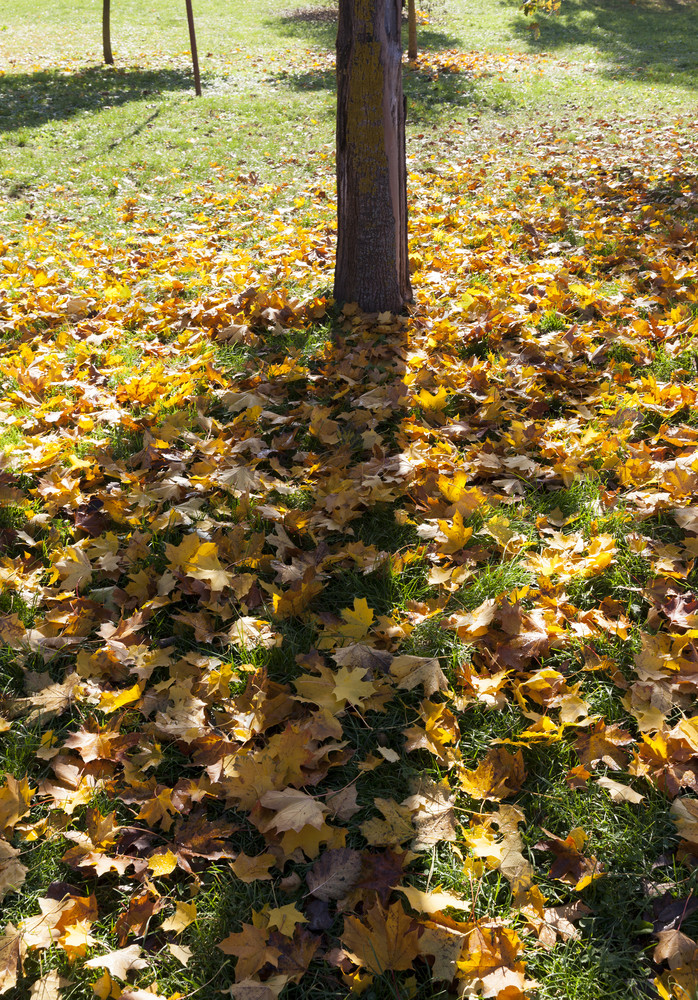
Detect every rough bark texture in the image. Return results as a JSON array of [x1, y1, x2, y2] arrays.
[[102, 0, 113, 65], [334, 0, 412, 313], [408, 0, 418, 61]]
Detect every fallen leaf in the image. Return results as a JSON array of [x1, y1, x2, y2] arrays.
[[342, 901, 421, 974], [306, 848, 362, 901], [161, 901, 197, 934], [231, 853, 276, 883], [84, 944, 148, 981]]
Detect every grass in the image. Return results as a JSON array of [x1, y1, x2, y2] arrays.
[[2, 1, 698, 999]]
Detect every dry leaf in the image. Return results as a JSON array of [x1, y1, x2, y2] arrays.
[[342, 901, 421, 974], [84, 945, 148, 981], [306, 848, 362, 901]]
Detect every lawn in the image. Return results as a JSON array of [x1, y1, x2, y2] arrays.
[[1, 1, 698, 999]]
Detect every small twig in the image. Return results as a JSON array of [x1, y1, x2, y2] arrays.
[[677, 888, 694, 932]]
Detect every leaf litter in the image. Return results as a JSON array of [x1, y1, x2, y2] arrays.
[[0, 51, 698, 1000]]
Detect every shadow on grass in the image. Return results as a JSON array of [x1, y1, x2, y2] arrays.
[[272, 62, 482, 122], [268, 3, 462, 52], [0, 65, 196, 133], [509, 0, 698, 88]]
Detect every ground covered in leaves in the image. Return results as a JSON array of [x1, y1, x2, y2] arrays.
[[2, 6, 698, 1000]]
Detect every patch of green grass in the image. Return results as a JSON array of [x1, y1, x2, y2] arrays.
[[0, 427, 24, 451], [0, 501, 27, 529], [453, 559, 533, 610], [104, 426, 144, 460], [538, 309, 567, 333], [0, 588, 36, 626], [353, 503, 419, 552], [565, 548, 651, 613], [527, 938, 653, 1000], [646, 346, 698, 383]]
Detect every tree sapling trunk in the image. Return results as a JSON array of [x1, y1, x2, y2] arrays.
[[103, 0, 114, 65], [408, 0, 418, 61], [185, 0, 202, 97]]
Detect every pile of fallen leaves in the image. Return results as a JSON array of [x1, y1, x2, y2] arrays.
[[1, 92, 698, 1000]]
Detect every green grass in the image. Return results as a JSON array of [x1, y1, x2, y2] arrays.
[[1, 0, 696, 225]]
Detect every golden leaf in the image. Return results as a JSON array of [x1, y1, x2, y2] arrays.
[[342, 901, 421, 974], [161, 901, 197, 934]]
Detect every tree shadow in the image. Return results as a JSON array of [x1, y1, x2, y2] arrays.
[[267, 1, 474, 121], [268, 4, 461, 52], [272, 63, 482, 123], [3, 124, 698, 1000], [271, 3, 338, 48], [509, 0, 698, 88], [403, 65, 481, 121], [0, 65, 197, 134]]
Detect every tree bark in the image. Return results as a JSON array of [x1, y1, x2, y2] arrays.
[[102, 0, 114, 65], [334, 0, 412, 314], [408, 0, 418, 61], [185, 0, 202, 97]]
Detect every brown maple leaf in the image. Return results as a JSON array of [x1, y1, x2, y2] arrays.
[[574, 720, 634, 771], [536, 828, 603, 890], [218, 923, 282, 982], [342, 900, 421, 974], [115, 891, 164, 946], [62, 718, 139, 764], [306, 848, 363, 901], [0, 923, 25, 993]]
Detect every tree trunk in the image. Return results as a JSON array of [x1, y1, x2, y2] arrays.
[[334, 0, 412, 314], [102, 0, 113, 65], [185, 0, 202, 97], [408, 0, 418, 61]]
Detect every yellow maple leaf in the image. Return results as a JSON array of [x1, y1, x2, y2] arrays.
[[279, 820, 346, 860], [309, 407, 340, 445], [230, 853, 275, 883], [258, 789, 328, 833], [161, 901, 197, 934], [437, 474, 485, 511], [342, 901, 421, 974], [272, 572, 324, 618], [60, 919, 98, 960], [137, 788, 176, 831], [360, 798, 414, 848], [165, 535, 232, 592], [103, 283, 131, 303], [399, 885, 468, 915], [436, 510, 473, 554], [51, 545, 93, 591], [332, 666, 377, 708], [147, 849, 178, 877], [417, 386, 449, 411], [265, 903, 308, 937], [316, 597, 376, 649], [459, 748, 526, 801], [339, 598, 374, 639], [0, 774, 35, 837], [98, 682, 143, 714]]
